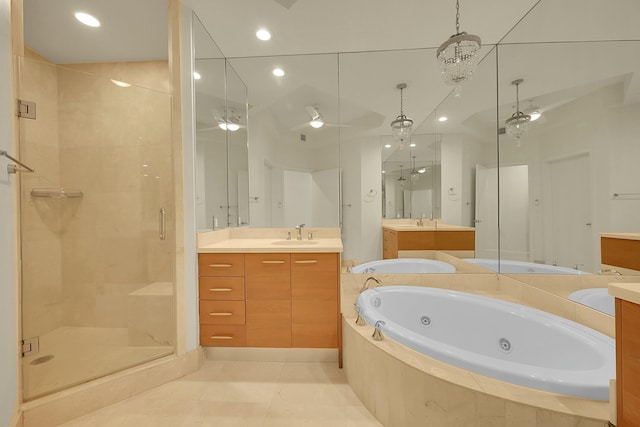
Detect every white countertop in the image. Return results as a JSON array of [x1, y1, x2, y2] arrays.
[[383, 224, 475, 232], [197, 227, 343, 253], [609, 282, 640, 305]]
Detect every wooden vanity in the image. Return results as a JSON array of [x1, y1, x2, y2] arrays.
[[601, 233, 640, 274], [382, 221, 475, 259], [197, 228, 342, 350]]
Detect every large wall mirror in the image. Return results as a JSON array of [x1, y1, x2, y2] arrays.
[[193, 14, 249, 230], [228, 54, 341, 228]]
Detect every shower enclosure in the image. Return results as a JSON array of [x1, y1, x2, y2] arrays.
[[17, 50, 176, 399]]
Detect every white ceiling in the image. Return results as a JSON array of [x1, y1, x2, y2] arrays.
[[23, 0, 640, 152]]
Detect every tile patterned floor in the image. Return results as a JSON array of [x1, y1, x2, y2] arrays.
[[58, 360, 383, 426]]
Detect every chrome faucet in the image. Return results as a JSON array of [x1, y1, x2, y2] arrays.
[[359, 276, 381, 293], [416, 217, 424, 227], [295, 223, 305, 240]]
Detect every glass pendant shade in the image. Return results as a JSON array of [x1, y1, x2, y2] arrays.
[[436, 0, 481, 86], [505, 79, 531, 140], [397, 165, 406, 188], [391, 83, 413, 141]]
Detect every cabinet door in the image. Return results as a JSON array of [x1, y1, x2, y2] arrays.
[[290, 253, 338, 300], [246, 300, 291, 347], [198, 253, 245, 277], [199, 276, 245, 301], [245, 253, 291, 300], [291, 299, 338, 348]]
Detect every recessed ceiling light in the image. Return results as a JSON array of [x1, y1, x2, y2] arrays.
[[410, 143, 416, 147], [256, 29, 271, 41], [272, 68, 285, 77], [309, 119, 324, 128], [384, 144, 391, 148], [193, 71, 201, 80], [75, 12, 100, 27], [438, 116, 448, 122], [381, 170, 386, 174]]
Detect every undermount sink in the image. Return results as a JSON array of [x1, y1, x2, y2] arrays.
[[271, 240, 320, 245]]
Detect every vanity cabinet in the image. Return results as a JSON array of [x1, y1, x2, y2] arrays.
[[198, 253, 246, 347], [382, 227, 475, 259], [615, 297, 640, 425], [601, 234, 640, 273], [198, 251, 339, 349]]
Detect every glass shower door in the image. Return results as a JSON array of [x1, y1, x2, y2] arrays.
[[18, 53, 175, 400]]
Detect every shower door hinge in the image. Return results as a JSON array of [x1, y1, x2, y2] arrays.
[[21, 336, 39, 357], [17, 99, 36, 119]]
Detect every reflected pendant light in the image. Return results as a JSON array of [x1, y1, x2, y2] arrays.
[[397, 165, 406, 188], [410, 156, 419, 183], [390, 83, 413, 144], [505, 79, 531, 140], [436, 0, 481, 87]]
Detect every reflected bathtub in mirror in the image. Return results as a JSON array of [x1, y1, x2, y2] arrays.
[[569, 288, 615, 316], [350, 258, 455, 274], [462, 259, 590, 275]]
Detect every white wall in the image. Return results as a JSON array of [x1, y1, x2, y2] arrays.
[[0, 0, 19, 423]]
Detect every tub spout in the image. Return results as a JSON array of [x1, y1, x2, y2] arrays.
[[359, 276, 381, 293], [372, 320, 385, 341]]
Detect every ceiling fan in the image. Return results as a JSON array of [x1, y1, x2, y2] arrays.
[[197, 109, 246, 132], [290, 105, 346, 130]]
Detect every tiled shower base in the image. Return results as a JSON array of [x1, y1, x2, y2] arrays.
[[23, 326, 173, 400]]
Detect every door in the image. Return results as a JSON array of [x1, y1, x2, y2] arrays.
[[474, 164, 498, 259], [547, 153, 594, 271]]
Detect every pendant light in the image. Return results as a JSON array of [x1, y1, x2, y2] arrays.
[[505, 79, 531, 140], [397, 165, 406, 188], [410, 156, 419, 183], [390, 83, 413, 143], [436, 0, 481, 87]]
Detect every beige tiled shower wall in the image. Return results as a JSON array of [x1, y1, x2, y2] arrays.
[[20, 51, 174, 331], [19, 48, 63, 339]]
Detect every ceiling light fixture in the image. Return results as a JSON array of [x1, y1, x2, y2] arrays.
[[384, 144, 391, 148], [505, 79, 531, 140], [110, 79, 131, 88], [193, 71, 201, 80], [75, 12, 100, 27], [272, 68, 285, 77], [438, 116, 448, 122], [418, 167, 427, 174], [524, 104, 541, 121], [397, 165, 406, 188], [309, 117, 324, 128], [218, 117, 240, 132], [436, 0, 481, 87], [410, 156, 420, 183], [256, 29, 271, 41], [390, 83, 413, 144]]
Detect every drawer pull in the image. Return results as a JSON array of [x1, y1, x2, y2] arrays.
[[209, 312, 233, 316], [208, 288, 233, 292], [209, 264, 233, 268], [294, 260, 318, 264], [209, 336, 233, 340], [262, 260, 285, 264]]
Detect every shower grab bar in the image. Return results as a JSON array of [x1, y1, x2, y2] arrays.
[[159, 208, 166, 240], [0, 150, 35, 174]]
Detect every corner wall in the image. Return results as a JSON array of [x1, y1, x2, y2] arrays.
[[0, 0, 20, 424]]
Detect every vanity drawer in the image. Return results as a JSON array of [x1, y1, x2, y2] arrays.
[[198, 253, 245, 277], [199, 277, 245, 300], [291, 252, 339, 300], [200, 324, 246, 347], [199, 300, 246, 325]]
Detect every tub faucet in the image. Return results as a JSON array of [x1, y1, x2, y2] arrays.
[[295, 223, 305, 240], [359, 276, 381, 293], [372, 320, 385, 341], [416, 218, 424, 227]]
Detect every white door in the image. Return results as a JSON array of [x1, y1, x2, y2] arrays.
[[547, 153, 594, 271], [264, 162, 273, 227], [499, 165, 530, 261], [475, 165, 498, 259]]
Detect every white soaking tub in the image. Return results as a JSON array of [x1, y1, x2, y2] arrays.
[[350, 258, 456, 274], [463, 258, 590, 274], [569, 288, 615, 316], [356, 286, 614, 400]]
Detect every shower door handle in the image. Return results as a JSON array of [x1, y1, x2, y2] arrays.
[[159, 208, 167, 240]]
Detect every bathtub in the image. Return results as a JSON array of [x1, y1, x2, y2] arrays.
[[350, 258, 456, 274], [569, 288, 615, 316], [463, 258, 590, 274], [356, 286, 615, 400]]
